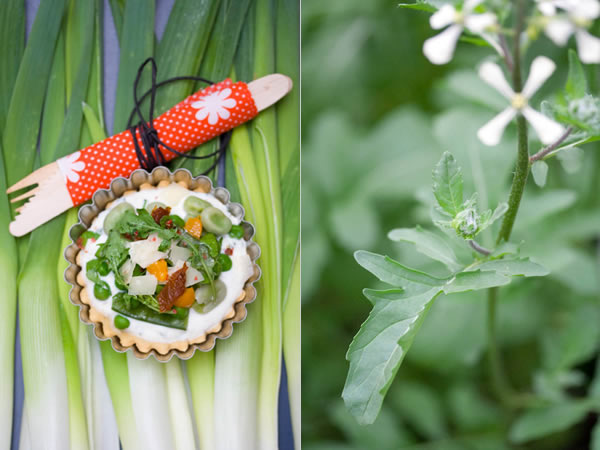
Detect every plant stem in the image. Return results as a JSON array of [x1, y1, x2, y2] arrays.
[[487, 0, 527, 408], [486, 288, 511, 403], [496, 0, 528, 245], [468, 239, 491, 256], [529, 126, 574, 162]]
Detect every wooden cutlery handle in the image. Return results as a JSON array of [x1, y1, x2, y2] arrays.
[[57, 79, 258, 206]]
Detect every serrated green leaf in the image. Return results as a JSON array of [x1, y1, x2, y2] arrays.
[[444, 270, 510, 294], [354, 250, 448, 287], [342, 287, 442, 424], [566, 49, 587, 99], [531, 160, 549, 187], [432, 152, 463, 217], [469, 258, 550, 278], [509, 400, 593, 444], [388, 226, 461, 272], [479, 202, 508, 232]]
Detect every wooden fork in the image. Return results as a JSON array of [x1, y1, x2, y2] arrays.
[[7, 74, 292, 237]]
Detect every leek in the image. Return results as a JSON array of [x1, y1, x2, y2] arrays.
[[0, 145, 18, 450], [127, 354, 176, 450], [216, 122, 266, 450], [166, 361, 197, 450], [0, 4, 22, 442], [187, 352, 216, 450], [253, 1, 283, 447]]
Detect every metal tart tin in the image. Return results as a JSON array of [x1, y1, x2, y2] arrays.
[[64, 167, 261, 361]]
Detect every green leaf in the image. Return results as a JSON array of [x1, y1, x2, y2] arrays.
[[479, 202, 508, 233], [469, 258, 550, 278], [443, 270, 510, 294], [509, 400, 593, 444], [387, 226, 461, 272], [354, 250, 448, 288], [342, 287, 442, 424], [397, 2, 437, 12], [531, 160, 548, 187], [593, 418, 600, 450], [566, 49, 587, 99], [432, 152, 463, 217]]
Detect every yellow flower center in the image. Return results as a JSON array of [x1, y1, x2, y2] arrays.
[[511, 93, 528, 110], [454, 11, 464, 24], [572, 16, 592, 29]]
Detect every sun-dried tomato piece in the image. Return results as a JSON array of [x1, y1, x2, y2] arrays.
[[151, 206, 171, 225], [157, 264, 188, 313]]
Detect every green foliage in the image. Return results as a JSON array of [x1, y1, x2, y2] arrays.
[[303, 1, 600, 448], [344, 235, 548, 424]]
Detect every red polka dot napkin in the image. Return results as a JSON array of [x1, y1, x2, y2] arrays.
[[56, 79, 257, 206]]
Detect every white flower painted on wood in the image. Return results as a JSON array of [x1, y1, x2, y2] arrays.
[[57, 151, 86, 183], [423, 0, 500, 65], [477, 56, 565, 146], [537, 0, 600, 63], [191, 88, 237, 125]]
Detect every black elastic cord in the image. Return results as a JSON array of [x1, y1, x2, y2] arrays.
[[127, 57, 232, 174]]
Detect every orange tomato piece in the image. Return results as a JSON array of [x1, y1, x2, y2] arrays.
[[185, 216, 203, 239], [147, 259, 168, 282], [174, 287, 195, 308]]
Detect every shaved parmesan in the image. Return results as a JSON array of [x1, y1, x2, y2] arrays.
[[129, 234, 167, 268], [128, 275, 158, 296], [186, 267, 204, 287], [170, 245, 192, 264], [120, 259, 135, 284], [158, 184, 190, 206]]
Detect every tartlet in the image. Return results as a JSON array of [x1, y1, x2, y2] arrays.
[[64, 168, 260, 361]]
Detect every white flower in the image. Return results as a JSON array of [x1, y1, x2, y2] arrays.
[[477, 56, 565, 146], [57, 151, 86, 183], [191, 88, 237, 125], [538, 0, 600, 63], [423, 0, 500, 65]]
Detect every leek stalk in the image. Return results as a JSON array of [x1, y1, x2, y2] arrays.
[[253, 1, 283, 447], [0, 2, 24, 446]]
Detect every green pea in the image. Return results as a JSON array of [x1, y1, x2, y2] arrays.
[[229, 225, 244, 239], [104, 202, 134, 234], [200, 207, 232, 235], [97, 260, 110, 276], [217, 253, 232, 272], [114, 315, 130, 329], [94, 281, 111, 300], [200, 233, 220, 257], [184, 196, 212, 216]]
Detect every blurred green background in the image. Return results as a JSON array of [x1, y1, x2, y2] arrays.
[[301, 1, 600, 449]]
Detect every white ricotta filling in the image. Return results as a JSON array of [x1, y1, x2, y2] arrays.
[[78, 184, 254, 343]]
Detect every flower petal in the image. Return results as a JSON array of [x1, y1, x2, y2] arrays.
[[544, 18, 575, 46], [221, 98, 237, 109], [71, 161, 85, 172], [67, 171, 80, 183], [217, 88, 232, 99], [477, 107, 517, 146], [575, 29, 600, 64], [464, 13, 497, 34], [521, 106, 565, 145], [218, 107, 231, 120], [478, 61, 514, 99], [195, 109, 209, 121], [464, 0, 484, 12], [571, 0, 600, 20], [423, 24, 463, 65], [522, 56, 556, 99], [208, 111, 219, 125], [191, 100, 206, 109], [430, 4, 456, 30], [536, 0, 557, 16]]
